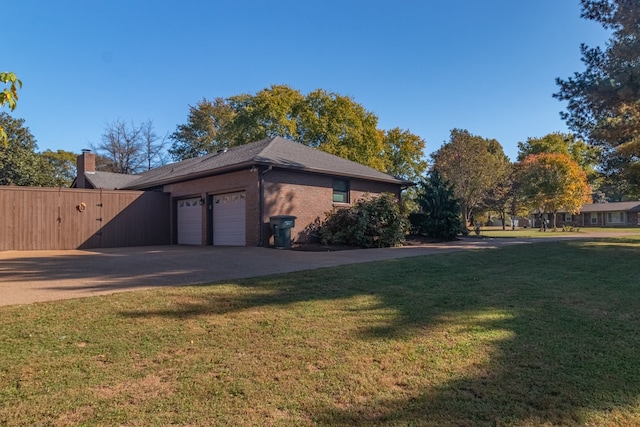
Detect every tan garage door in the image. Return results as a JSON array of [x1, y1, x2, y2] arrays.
[[213, 192, 246, 246], [177, 198, 202, 245]]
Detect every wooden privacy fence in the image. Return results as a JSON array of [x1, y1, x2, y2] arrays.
[[0, 187, 170, 250]]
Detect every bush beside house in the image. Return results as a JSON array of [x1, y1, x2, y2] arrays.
[[318, 193, 407, 248]]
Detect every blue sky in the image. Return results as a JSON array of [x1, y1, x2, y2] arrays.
[[7, 1, 609, 162]]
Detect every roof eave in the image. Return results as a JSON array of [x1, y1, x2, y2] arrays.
[[253, 160, 412, 186], [125, 158, 412, 190], [124, 161, 256, 190], [578, 202, 640, 213]]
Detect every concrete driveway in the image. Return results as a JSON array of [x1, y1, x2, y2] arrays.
[[0, 233, 628, 307]]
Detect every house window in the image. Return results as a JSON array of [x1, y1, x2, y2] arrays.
[[607, 211, 624, 224], [332, 179, 349, 203], [591, 213, 598, 224], [564, 213, 572, 222]]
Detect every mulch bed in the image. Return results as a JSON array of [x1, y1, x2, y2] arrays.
[[290, 235, 448, 252]]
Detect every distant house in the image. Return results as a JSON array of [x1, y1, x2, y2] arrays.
[[573, 202, 640, 227], [74, 137, 411, 246], [534, 201, 640, 228]]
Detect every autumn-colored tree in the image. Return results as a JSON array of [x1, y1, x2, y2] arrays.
[[517, 132, 601, 185], [431, 129, 511, 229], [516, 153, 592, 230], [0, 72, 22, 145]]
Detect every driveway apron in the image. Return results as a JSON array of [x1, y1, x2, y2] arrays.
[[0, 233, 627, 307]]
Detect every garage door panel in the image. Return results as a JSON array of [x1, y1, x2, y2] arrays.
[[213, 192, 246, 246], [177, 198, 202, 245]]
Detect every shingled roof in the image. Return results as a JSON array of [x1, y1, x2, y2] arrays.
[[110, 137, 411, 190], [84, 171, 140, 190], [579, 201, 640, 212]]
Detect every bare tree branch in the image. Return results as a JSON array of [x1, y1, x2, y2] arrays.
[[92, 119, 167, 173]]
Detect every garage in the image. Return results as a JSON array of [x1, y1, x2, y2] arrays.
[[177, 198, 202, 245], [213, 191, 246, 246]]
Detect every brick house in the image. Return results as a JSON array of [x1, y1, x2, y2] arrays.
[[566, 202, 640, 227], [533, 201, 640, 229], [74, 137, 411, 246]]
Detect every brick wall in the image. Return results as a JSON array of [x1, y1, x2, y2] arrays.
[[162, 167, 404, 246], [577, 211, 640, 227], [351, 180, 402, 202], [163, 169, 261, 245], [263, 169, 403, 244], [263, 170, 332, 244]]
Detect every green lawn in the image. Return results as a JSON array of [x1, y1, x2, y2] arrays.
[[475, 225, 640, 238], [2, 237, 640, 426]]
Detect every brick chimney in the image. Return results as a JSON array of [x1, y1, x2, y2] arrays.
[[76, 150, 96, 188]]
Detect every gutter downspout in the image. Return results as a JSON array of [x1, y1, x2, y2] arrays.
[[259, 165, 273, 247]]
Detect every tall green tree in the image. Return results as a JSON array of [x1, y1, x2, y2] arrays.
[[227, 85, 304, 145], [0, 72, 22, 146], [169, 85, 426, 179], [554, 0, 640, 194], [381, 127, 428, 182], [0, 113, 52, 186], [169, 98, 236, 159], [413, 171, 461, 240], [296, 88, 386, 171], [382, 128, 428, 212], [40, 149, 78, 187], [598, 146, 640, 200], [430, 129, 511, 229], [516, 153, 592, 230], [482, 164, 517, 230]]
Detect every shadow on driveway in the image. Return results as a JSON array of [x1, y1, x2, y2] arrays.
[[0, 236, 590, 307]]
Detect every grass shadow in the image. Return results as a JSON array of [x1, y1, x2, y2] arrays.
[[117, 238, 640, 425]]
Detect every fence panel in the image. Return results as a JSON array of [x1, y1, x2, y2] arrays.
[[0, 187, 170, 250]]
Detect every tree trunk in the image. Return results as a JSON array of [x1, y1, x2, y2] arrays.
[[460, 203, 471, 235]]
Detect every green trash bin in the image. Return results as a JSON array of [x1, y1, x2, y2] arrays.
[[270, 215, 297, 249]]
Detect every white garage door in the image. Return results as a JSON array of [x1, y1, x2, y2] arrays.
[[213, 192, 246, 246], [177, 198, 202, 245]]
